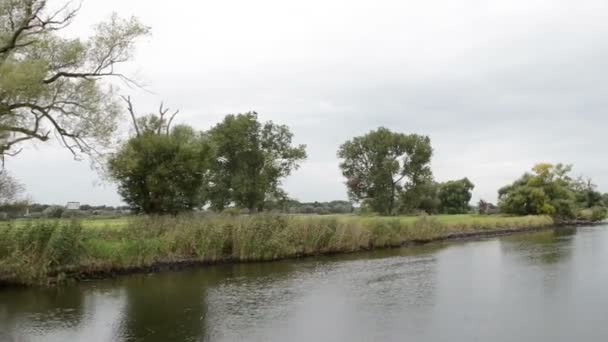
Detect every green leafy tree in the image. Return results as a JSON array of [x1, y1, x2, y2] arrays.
[[398, 181, 440, 214], [108, 101, 213, 214], [499, 163, 583, 219], [571, 177, 604, 208], [42, 205, 64, 218], [438, 178, 475, 214], [478, 199, 497, 215], [207, 112, 306, 212], [338, 127, 433, 215], [0, 0, 148, 158]]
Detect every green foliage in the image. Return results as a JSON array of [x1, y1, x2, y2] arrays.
[[43, 205, 65, 218], [499, 163, 606, 221], [285, 200, 354, 215], [0, 214, 554, 285], [571, 178, 604, 208], [577, 207, 608, 222], [0, 220, 83, 284], [398, 181, 441, 214], [109, 125, 214, 214], [438, 178, 475, 214], [338, 127, 433, 215], [207, 112, 306, 212], [477, 199, 498, 215], [0, 200, 28, 219], [0, 1, 148, 156], [591, 207, 608, 222]]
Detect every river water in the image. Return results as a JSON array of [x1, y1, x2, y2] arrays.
[[1, 225, 608, 342]]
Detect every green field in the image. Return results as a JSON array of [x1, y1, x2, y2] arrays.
[[0, 214, 554, 285], [3, 214, 551, 230]]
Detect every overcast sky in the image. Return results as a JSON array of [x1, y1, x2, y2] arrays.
[[9, 0, 608, 205]]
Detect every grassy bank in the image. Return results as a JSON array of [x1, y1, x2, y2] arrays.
[[0, 214, 554, 285]]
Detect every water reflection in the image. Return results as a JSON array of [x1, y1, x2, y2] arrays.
[[1, 226, 608, 342], [500, 227, 577, 265], [0, 286, 86, 341]]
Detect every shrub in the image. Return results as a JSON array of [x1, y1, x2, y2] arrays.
[[591, 207, 608, 222], [43, 206, 65, 218]]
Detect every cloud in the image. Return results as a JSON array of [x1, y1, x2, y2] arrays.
[[10, 0, 608, 205]]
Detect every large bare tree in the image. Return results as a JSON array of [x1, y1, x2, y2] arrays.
[[0, 0, 149, 159]]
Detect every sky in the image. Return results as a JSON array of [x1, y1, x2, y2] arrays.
[[9, 0, 608, 205]]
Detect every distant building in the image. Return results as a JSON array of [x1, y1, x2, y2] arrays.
[[66, 202, 80, 210]]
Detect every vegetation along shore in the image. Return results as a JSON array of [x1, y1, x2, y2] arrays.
[[0, 214, 559, 286]]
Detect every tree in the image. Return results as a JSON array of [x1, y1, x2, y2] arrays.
[[108, 100, 213, 214], [571, 177, 604, 208], [42, 205, 64, 218], [438, 178, 475, 214], [338, 127, 432, 215], [0, 170, 23, 205], [478, 199, 497, 215], [0, 0, 149, 158], [398, 181, 440, 214], [207, 112, 306, 212], [498, 163, 594, 219]]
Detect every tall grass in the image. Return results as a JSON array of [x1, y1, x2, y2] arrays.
[[0, 214, 554, 285]]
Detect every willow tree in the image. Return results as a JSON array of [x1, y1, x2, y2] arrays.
[[108, 99, 215, 215], [0, 0, 148, 158]]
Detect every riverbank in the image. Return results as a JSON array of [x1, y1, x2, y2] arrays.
[[0, 214, 555, 286]]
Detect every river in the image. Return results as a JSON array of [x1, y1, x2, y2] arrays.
[[1, 225, 607, 341]]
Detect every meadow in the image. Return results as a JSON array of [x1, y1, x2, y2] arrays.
[[0, 214, 554, 285]]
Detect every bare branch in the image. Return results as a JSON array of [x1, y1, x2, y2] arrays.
[[166, 109, 180, 135], [120, 95, 140, 137]]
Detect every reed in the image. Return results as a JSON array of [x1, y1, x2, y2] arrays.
[[0, 214, 554, 285]]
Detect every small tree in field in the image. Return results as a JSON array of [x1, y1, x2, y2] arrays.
[[438, 178, 475, 214], [108, 99, 213, 214]]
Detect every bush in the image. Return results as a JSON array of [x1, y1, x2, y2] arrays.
[[43, 206, 65, 219], [591, 207, 608, 222], [576, 207, 607, 222]]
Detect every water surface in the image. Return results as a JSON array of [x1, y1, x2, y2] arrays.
[[2, 225, 608, 341]]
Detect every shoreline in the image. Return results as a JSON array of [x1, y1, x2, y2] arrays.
[[0, 215, 606, 287], [1, 223, 588, 288]]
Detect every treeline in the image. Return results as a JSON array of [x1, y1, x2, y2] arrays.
[[337, 128, 475, 215], [0, 203, 131, 220], [497, 163, 608, 222], [107, 106, 479, 217], [337, 128, 607, 221], [108, 109, 306, 214], [283, 200, 354, 215], [107, 113, 607, 223]]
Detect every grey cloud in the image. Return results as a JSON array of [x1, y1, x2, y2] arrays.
[[10, 0, 608, 205]]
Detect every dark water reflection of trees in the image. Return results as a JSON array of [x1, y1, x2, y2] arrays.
[[500, 227, 577, 265]]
